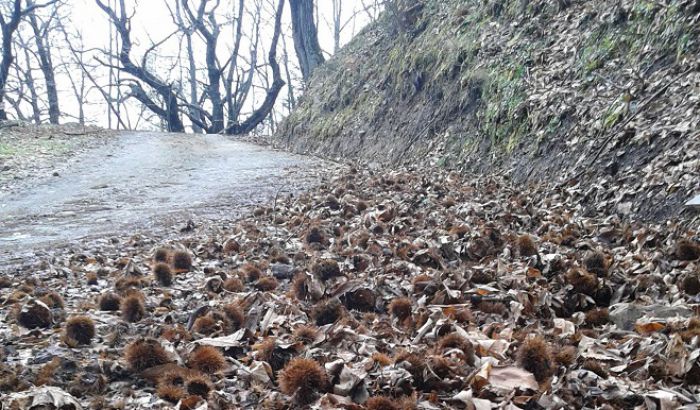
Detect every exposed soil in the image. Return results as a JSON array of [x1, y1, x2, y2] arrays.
[[276, 0, 700, 222]]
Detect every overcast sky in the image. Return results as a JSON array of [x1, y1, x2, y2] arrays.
[[12, 0, 377, 130], [70, 0, 365, 54]]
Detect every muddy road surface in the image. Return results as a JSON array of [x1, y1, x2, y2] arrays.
[[0, 132, 326, 264]]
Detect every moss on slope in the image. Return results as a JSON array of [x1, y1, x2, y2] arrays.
[[276, 0, 700, 221]]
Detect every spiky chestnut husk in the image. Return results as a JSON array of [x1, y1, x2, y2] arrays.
[[305, 226, 324, 244], [583, 251, 608, 276], [157, 384, 185, 403], [366, 396, 403, 410], [565, 268, 599, 295], [437, 333, 475, 365], [517, 336, 553, 382], [223, 277, 244, 292], [99, 293, 122, 311], [682, 275, 700, 295], [180, 395, 205, 410], [675, 239, 700, 261], [192, 315, 219, 335], [159, 369, 187, 387], [517, 234, 538, 257], [292, 273, 309, 301], [342, 288, 377, 312], [222, 303, 245, 330], [154, 247, 170, 263], [311, 259, 342, 281], [187, 346, 226, 374], [255, 276, 279, 291], [35, 358, 61, 386], [17, 299, 52, 329], [311, 299, 344, 326], [172, 250, 193, 272], [277, 358, 327, 404], [393, 350, 430, 389], [584, 308, 609, 327], [388, 297, 412, 321], [447, 307, 474, 323], [479, 302, 508, 316], [293, 325, 320, 344], [64, 315, 96, 345], [40, 291, 65, 309], [153, 263, 173, 286], [583, 359, 608, 378], [371, 352, 392, 366], [351, 230, 370, 248], [223, 239, 240, 254], [554, 346, 577, 367], [185, 373, 213, 398], [470, 270, 495, 284], [124, 338, 170, 372], [411, 274, 433, 294], [680, 317, 700, 342], [161, 325, 192, 343], [240, 263, 262, 282], [120, 294, 145, 322], [204, 277, 223, 293], [86, 272, 98, 286], [114, 276, 144, 292], [255, 337, 298, 372]]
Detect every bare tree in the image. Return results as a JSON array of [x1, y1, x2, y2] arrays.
[[280, 30, 296, 110], [26, 0, 60, 124], [0, 0, 58, 121], [360, 0, 383, 21], [56, 20, 89, 125], [226, 0, 285, 135], [222, 0, 248, 131], [328, 1, 363, 53], [95, 0, 185, 132], [289, 0, 324, 82], [181, 0, 226, 133], [17, 37, 42, 122], [166, 0, 202, 133]]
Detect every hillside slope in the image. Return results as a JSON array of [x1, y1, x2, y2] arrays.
[[276, 0, 700, 222]]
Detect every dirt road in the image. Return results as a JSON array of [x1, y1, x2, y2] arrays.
[[0, 132, 325, 263]]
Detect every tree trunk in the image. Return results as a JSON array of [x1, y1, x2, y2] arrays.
[[281, 33, 296, 111], [0, 2, 20, 122], [289, 0, 324, 82], [173, 0, 202, 133], [21, 46, 42, 123], [27, 2, 60, 124], [185, 32, 202, 133], [224, 0, 245, 130], [181, 0, 224, 133], [226, 0, 286, 135], [0, 0, 58, 121], [0, 25, 14, 121], [95, 0, 185, 132]]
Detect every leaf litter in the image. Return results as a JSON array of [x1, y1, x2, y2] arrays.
[[0, 166, 699, 409]]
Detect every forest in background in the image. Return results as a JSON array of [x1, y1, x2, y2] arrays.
[[0, 0, 384, 135]]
